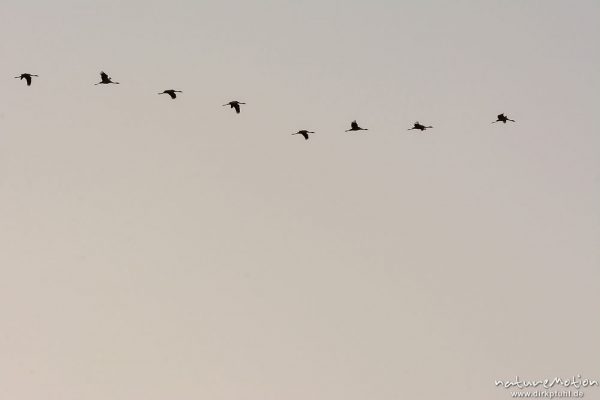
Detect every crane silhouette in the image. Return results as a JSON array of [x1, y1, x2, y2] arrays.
[[223, 100, 245, 114], [345, 120, 368, 132], [158, 89, 182, 99], [95, 71, 119, 85], [14, 73, 38, 86], [492, 113, 515, 124], [292, 130, 315, 140], [408, 122, 433, 131]]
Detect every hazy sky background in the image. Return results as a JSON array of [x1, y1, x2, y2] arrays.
[[1, 1, 599, 399]]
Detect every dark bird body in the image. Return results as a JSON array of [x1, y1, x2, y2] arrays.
[[408, 122, 433, 131], [223, 100, 245, 114], [292, 130, 315, 140], [95, 71, 119, 85], [492, 113, 515, 124], [159, 89, 182, 99], [15, 73, 38, 86], [345, 120, 368, 132]]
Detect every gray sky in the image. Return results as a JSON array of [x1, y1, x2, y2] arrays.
[[1, 1, 599, 399]]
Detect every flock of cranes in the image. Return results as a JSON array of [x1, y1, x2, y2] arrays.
[[14, 70, 517, 140]]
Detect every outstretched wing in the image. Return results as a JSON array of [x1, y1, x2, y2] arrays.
[[25, 75, 32, 86], [233, 103, 240, 113], [350, 120, 358, 129], [168, 91, 176, 99], [301, 132, 309, 140], [100, 71, 109, 81]]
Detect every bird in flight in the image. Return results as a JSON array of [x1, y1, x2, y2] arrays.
[[14, 73, 38, 86], [158, 89, 182, 99], [408, 122, 433, 131], [95, 71, 119, 85], [292, 130, 315, 140], [345, 120, 368, 132], [223, 100, 245, 114], [492, 113, 515, 124]]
